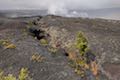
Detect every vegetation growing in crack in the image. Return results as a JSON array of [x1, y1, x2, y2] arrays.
[[68, 31, 98, 78], [0, 68, 30, 80]]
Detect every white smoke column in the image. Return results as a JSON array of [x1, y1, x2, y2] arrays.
[[47, 2, 68, 16]]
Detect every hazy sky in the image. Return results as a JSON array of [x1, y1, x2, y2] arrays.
[[0, 0, 120, 10]]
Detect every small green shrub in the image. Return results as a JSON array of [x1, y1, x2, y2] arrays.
[[67, 31, 89, 77], [70, 31, 98, 77], [75, 32, 88, 56], [66, 31, 98, 78]]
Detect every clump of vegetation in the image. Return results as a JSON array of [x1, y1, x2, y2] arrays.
[[5, 44, 16, 49], [68, 31, 98, 78], [31, 53, 45, 62], [75, 32, 88, 56], [0, 68, 29, 80], [0, 70, 16, 80], [70, 59, 88, 77], [40, 39, 48, 46], [0, 39, 16, 49], [19, 68, 29, 80], [0, 40, 9, 45], [48, 47, 58, 54]]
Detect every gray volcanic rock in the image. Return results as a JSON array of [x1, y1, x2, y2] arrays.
[[0, 15, 120, 80]]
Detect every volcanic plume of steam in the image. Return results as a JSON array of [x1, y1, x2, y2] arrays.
[[47, 2, 88, 17], [1, 0, 119, 18], [47, 2, 68, 16]]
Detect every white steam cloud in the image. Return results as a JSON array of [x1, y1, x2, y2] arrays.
[[0, 0, 120, 17], [47, 3, 89, 17], [47, 2, 68, 16]]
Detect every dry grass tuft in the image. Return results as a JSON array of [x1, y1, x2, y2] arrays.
[[0, 39, 16, 49], [31, 53, 45, 62]]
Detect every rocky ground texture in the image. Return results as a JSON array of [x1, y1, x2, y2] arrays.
[[0, 15, 120, 80]]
